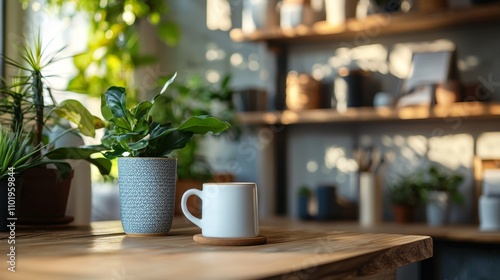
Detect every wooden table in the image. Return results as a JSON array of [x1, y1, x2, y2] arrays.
[[0, 218, 432, 280]]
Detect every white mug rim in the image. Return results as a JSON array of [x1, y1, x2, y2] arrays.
[[203, 182, 255, 186]]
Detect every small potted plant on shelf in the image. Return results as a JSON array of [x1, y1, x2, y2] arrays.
[[388, 173, 423, 223], [420, 164, 464, 226], [0, 34, 112, 225], [99, 72, 230, 235], [297, 185, 312, 220]]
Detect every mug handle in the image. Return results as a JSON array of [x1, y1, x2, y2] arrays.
[[181, 189, 204, 228]]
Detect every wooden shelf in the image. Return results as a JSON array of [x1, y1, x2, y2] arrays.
[[236, 102, 500, 125], [230, 3, 500, 44], [264, 218, 500, 244]]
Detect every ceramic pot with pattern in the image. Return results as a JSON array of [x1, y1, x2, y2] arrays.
[[118, 158, 177, 235]]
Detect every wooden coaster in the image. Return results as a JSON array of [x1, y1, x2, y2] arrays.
[[193, 234, 267, 246]]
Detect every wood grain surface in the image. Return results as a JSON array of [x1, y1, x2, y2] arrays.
[[263, 218, 500, 244], [0, 218, 432, 280]]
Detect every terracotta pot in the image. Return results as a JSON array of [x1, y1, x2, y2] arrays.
[[18, 168, 74, 224], [392, 204, 414, 223]]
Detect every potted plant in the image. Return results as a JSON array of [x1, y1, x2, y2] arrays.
[[0, 127, 70, 230], [99, 73, 230, 235], [0, 34, 112, 224], [297, 185, 312, 220], [388, 174, 423, 223], [421, 165, 464, 226]]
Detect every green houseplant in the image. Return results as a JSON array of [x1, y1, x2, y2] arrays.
[[100, 73, 230, 235], [421, 165, 464, 203], [0, 34, 112, 224], [388, 173, 423, 223], [421, 165, 464, 226]]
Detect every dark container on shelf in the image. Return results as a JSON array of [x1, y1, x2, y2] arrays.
[[297, 185, 312, 220], [336, 68, 379, 108], [316, 185, 339, 220], [298, 196, 312, 220], [232, 88, 268, 112]]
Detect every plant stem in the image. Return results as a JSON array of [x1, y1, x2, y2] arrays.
[[33, 71, 44, 157], [12, 94, 24, 134]]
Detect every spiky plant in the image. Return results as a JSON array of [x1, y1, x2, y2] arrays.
[[0, 126, 71, 180], [0, 33, 112, 177], [1, 33, 66, 154]]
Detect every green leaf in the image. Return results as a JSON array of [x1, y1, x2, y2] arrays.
[[116, 130, 147, 145], [73, 52, 93, 71], [67, 75, 88, 93], [133, 55, 157, 67], [88, 157, 113, 176], [128, 140, 149, 152], [132, 101, 152, 120], [158, 21, 180, 46], [134, 119, 150, 135], [108, 118, 128, 131], [147, 130, 194, 157], [53, 99, 103, 137], [148, 12, 161, 25], [93, 116, 105, 129], [149, 122, 172, 140], [149, 95, 173, 125], [177, 115, 230, 134], [105, 86, 129, 119], [104, 147, 127, 160], [48, 161, 73, 180], [44, 146, 112, 175], [160, 72, 177, 94], [101, 133, 117, 149], [101, 92, 114, 121]]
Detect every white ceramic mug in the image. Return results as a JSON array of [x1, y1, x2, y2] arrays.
[[181, 182, 259, 238]]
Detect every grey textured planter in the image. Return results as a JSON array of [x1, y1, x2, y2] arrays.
[[118, 157, 177, 235], [426, 190, 450, 226]]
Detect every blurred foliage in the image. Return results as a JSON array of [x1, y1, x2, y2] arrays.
[[421, 165, 465, 203], [297, 185, 311, 197], [157, 73, 239, 180], [388, 173, 424, 206], [388, 164, 465, 205], [20, 0, 180, 103]]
